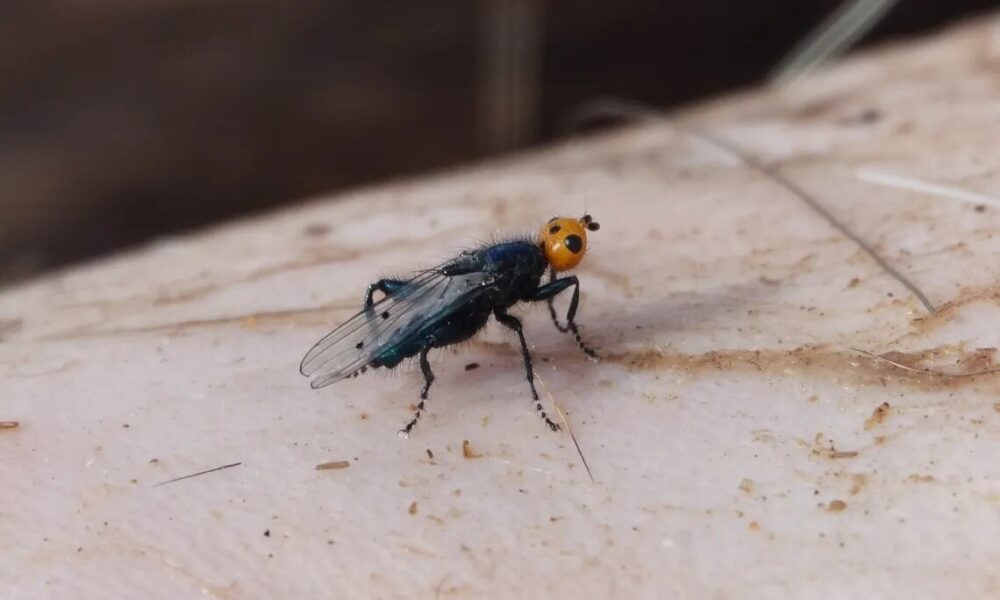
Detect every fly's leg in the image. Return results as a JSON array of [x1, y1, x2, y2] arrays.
[[532, 274, 600, 361], [399, 346, 434, 438], [365, 279, 407, 309], [494, 308, 560, 432], [545, 270, 571, 333]]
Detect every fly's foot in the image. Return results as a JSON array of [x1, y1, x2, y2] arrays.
[[398, 400, 425, 438], [572, 331, 601, 362], [535, 402, 561, 432]]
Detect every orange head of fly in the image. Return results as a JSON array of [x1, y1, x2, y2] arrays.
[[539, 214, 600, 272]]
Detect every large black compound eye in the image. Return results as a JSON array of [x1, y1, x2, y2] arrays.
[[564, 234, 583, 254]]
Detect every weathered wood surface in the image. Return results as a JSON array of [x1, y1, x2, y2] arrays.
[[4, 14, 1000, 599]]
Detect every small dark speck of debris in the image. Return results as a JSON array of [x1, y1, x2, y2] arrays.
[[847, 277, 861, 288], [0, 421, 20, 431], [841, 108, 882, 125], [856, 109, 882, 124], [426, 448, 434, 460], [827, 500, 848, 512], [464, 362, 480, 371], [975, 204, 987, 213], [263, 529, 271, 537], [149, 458, 160, 465], [408, 502, 418, 515], [316, 460, 351, 471], [303, 223, 331, 237], [122, 423, 130, 429]]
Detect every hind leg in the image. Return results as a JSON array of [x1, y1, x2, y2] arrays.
[[399, 347, 434, 438], [365, 278, 407, 308]]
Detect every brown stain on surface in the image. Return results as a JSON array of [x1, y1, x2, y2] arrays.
[[907, 286, 1000, 336], [849, 474, 868, 496], [604, 343, 1000, 391], [809, 434, 859, 460], [462, 440, 482, 459], [315, 460, 350, 471], [864, 402, 891, 430]]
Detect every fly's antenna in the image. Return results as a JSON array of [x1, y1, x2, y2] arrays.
[[581, 213, 600, 232], [579, 197, 601, 231]]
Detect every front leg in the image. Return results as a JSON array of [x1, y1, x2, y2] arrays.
[[531, 274, 600, 361], [364, 278, 407, 308], [545, 270, 571, 333], [493, 308, 560, 432]]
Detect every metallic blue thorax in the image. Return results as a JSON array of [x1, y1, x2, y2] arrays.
[[374, 239, 547, 368]]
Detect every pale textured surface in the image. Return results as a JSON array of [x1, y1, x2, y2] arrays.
[[4, 14, 1000, 600]]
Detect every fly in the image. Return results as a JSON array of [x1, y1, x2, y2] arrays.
[[300, 214, 601, 437]]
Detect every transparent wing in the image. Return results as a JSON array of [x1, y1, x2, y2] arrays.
[[300, 267, 492, 389]]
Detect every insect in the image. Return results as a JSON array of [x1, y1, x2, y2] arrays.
[[300, 214, 601, 436]]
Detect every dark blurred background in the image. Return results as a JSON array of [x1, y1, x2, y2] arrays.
[[1, 0, 995, 279]]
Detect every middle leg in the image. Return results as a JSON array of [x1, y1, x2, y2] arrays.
[[493, 308, 560, 432]]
